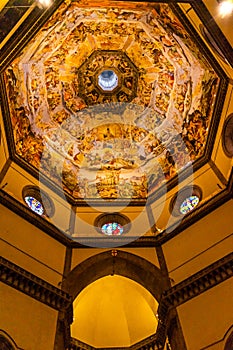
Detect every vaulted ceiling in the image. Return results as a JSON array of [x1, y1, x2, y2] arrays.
[[0, 0, 232, 247]]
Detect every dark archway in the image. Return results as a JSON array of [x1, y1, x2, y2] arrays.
[[0, 336, 14, 350], [224, 330, 233, 350], [0, 330, 19, 350], [63, 250, 167, 302]]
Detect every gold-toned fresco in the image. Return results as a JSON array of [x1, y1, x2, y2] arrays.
[[3, 2, 219, 200], [77, 50, 138, 105]]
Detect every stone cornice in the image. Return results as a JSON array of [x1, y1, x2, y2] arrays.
[[163, 252, 233, 308], [0, 256, 72, 311], [70, 334, 160, 350], [1, 252, 232, 349], [156, 252, 233, 347]]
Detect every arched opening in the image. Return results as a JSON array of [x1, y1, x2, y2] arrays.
[[0, 331, 17, 350], [63, 250, 166, 302], [60, 250, 167, 349], [224, 330, 233, 350], [71, 275, 159, 348]]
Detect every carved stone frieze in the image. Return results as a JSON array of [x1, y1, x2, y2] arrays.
[[163, 252, 233, 307], [69, 334, 160, 350], [0, 256, 72, 312], [156, 252, 233, 348]]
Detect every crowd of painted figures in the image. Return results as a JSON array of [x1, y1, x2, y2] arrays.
[[4, 3, 219, 199]]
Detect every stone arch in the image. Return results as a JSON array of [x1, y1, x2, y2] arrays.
[[63, 250, 166, 302], [224, 327, 233, 350], [0, 330, 18, 350]]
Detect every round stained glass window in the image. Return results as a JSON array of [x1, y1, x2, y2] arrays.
[[22, 185, 55, 217], [179, 195, 200, 215], [98, 70, 118, 91], [101, 222, 124, 236], [24, 196, 44, 215], [169, 185, 202, 217], [95, 213, 131, 237]]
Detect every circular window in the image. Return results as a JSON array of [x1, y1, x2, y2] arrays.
[[94, 213, 131, 236], [98, 70, 118, 91], [179, 195, 200, 215], [101, 222, 124, 236], [222, 114, 233, 157], [22, 186, 54, 217], [24, 196, 44, 215], [170, 186, 202, 217]]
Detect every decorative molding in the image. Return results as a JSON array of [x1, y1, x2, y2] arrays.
[[71, 236, 158, 248], [70, 334, 161, 350], [163, 252, 233, 307], [0, 256, 72, 311], [156, 252, 233, 347]]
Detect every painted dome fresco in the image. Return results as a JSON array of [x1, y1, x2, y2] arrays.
[[3, 1, 220, 203]]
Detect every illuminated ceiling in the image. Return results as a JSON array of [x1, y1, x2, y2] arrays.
[[71, 275, 158, 347], [0, 0, 232, 246], [2, 1, 220, 202]]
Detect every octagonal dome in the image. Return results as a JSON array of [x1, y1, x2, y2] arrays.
[[1, 1, 222, 205]]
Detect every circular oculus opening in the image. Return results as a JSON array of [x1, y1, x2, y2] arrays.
[[98, 70, 118, 91]]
